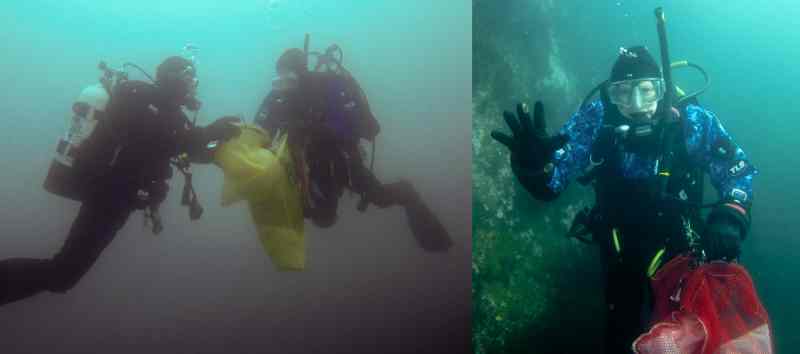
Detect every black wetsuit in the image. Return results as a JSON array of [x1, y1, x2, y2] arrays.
[[254, 71, 399, 227], [254, 71, 451, 251], [0, 81, 210, 306], [593, 160, 699, 353]]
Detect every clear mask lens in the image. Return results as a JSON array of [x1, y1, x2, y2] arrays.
[[608, 78, 664, 110]]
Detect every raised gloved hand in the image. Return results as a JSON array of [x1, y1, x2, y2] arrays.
[[703, 202, 749, 261], [204, 116, 242, 143], [490, 101, 568, 200]]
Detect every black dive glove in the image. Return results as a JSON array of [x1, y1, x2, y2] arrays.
[[187, 116, 242, 164], [703, 202, 750, 261], [490, 101, 568, 201], [204, 116, 242, 143]]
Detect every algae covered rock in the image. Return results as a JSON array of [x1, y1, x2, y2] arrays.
[[472, 1, 605, 353]]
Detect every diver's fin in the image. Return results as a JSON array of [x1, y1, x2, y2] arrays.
[[404, 198, 453, 252]]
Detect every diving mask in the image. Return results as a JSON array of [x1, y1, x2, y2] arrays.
[[179, 65, 201, 111], [272, 71, 299, 91], [180, 65, 199, 94], [607, 77, 665, 111]]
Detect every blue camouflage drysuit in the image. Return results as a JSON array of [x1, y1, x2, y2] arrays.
[[548, 100, 756, 204], [543, 99, 757, 353]]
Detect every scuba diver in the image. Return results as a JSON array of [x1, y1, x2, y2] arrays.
[[253, 41, 453, 252], [491, 45, 756, 352], [0, 56, 241, 306]]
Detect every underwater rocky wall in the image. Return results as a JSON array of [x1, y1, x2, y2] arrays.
[[471, 1, 607, 353]]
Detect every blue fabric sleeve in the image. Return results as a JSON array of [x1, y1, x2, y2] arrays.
[[546, 100, 605, 193], [682, 105, 757, 206]]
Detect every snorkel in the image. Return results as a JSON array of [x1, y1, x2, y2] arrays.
[[654, 7, 678, 199], [655, 8, 675, 119]]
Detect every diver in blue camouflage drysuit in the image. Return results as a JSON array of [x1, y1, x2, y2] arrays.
[[491, 46, 757, 353]]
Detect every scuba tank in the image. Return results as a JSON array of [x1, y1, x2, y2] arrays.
[[42, 82, 110, 201], [42, 60, 132, 201]]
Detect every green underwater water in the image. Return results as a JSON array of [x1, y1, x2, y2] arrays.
[[472, 1, 800, 353]]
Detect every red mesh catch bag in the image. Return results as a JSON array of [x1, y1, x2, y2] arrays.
[[634, 254, 773, 354]]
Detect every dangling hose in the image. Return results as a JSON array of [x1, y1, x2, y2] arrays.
[[123, 62, 156, 83], [671, 61, 710, 105], [143, 204, 164, 235], [171, 154, 204, 221], [181, 170, 204, 220]]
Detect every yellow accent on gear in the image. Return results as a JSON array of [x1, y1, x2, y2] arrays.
[[674, 85, 686, 98], [670, 60, 689, 68], [213, 124, 305, 271], [647, 248, 666, 278], [670, 61, 689, 98], [612, 228, 621, 254]]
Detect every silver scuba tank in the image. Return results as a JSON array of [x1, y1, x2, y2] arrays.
[[43, 83, 110, 200]]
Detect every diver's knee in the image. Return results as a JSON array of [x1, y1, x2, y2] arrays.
[[45, 260, 88, 294], [47, 272, 83, 294], [48, 281, 77, 294]]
